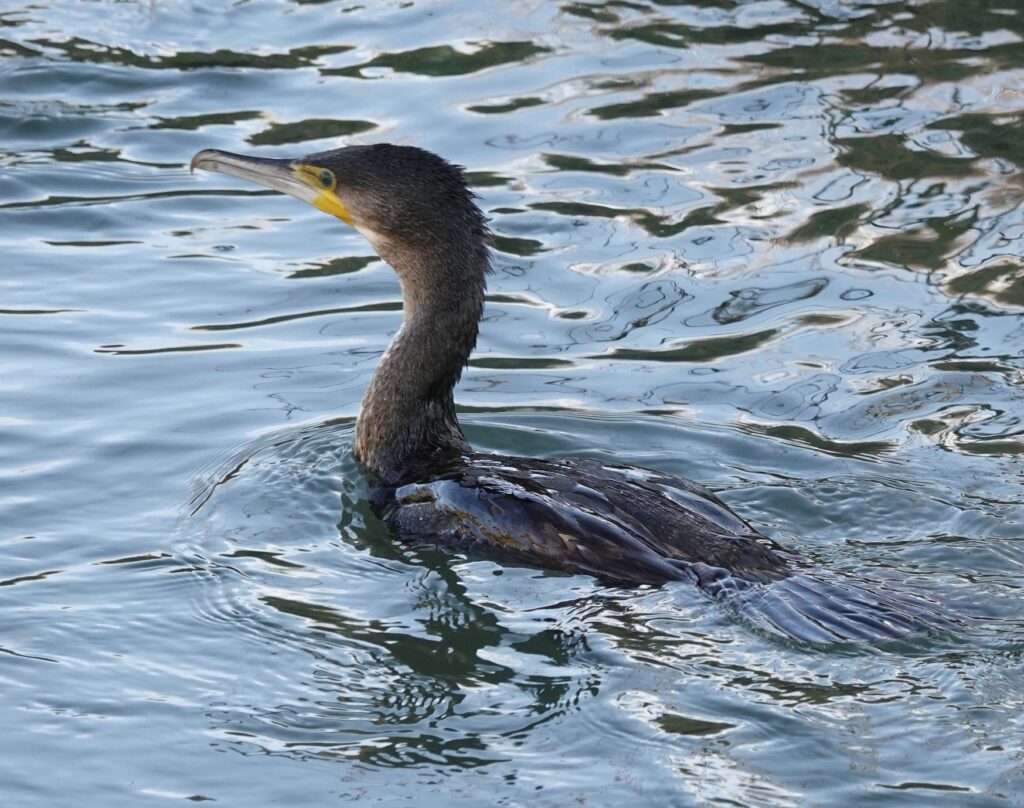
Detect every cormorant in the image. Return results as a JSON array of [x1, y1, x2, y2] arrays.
[[190, 144, 957, 642]]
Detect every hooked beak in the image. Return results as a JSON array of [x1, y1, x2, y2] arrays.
[[190, 149, 352, 224]]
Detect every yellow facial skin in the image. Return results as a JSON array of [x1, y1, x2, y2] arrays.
[[293, 163, 354, 225]]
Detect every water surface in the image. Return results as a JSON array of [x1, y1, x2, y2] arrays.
[[2, 0, 1023, 805]]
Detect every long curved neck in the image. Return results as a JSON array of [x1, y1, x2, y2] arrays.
[[354, 235, 488, 485]]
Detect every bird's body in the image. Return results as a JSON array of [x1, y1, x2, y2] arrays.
[[375, 452, 789, 586], [191, 142, 960, 642]]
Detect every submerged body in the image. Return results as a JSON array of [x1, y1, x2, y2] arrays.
[[377, 452, 788, 586], [373, 453, 958, 642], [191, 143, 958, 642]]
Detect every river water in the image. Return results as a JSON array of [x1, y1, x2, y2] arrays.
[[2, 0, 1024, 805]]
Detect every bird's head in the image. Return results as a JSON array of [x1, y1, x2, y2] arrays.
[[190, 143, 487, 261]]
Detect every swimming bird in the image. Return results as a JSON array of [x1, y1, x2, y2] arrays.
[[191, 144, 957, 642]]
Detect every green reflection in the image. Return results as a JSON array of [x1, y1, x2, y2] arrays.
[[248, 118, 376, 146], [946, 262, 1024, 308], [742, 423, 895, 458], [152, 111, 262, 131], [490, 234, 548, 256], [326, 41, 551, 78], [288, 256, 378, 279], [32, 36, 353, 70], [468, 96, 545, 114], [589, 87, 718, 120], [928, 113, 1024, 167], [787, 204, 869, 244], [599, 327, 779, 363], [853, 208, 979, 270]]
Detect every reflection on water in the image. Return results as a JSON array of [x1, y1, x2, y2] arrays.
[[2, 0, 1023, 804]]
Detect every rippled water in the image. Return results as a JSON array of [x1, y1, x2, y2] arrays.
[[3, 0, 1024, 804]]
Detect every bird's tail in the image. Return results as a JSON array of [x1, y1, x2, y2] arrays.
[[688, 561, 966, 644]]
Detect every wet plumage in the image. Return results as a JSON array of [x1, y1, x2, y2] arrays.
[[191, 142, 960, 642]]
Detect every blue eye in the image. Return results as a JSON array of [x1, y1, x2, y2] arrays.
[[319, 170, 333, 188]]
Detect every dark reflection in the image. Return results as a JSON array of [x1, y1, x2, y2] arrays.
[[561, 2, 620, 24], [260, 589, 505, 684], [205, 566, 603, 767], [468, 96, 545, 114], [745, 43, 979, 86], [570, 279, 691, 344], [584, 592, 951, 702], [45, 239, 141, 247], [836, 134, 976, 182], [531, 180, 796, 237], [490, 234, 548, 256], [656, 713, 733, 736], [928, 114, 1024, 167], [152, 111, 262, 131], [94, 342, 241, 355], [611, 19, 795, 50], [851, 215, 979, 271], [0, 187, 261, 211], [466, 170, 514, 188], [589, 87, 719, 121], [325, 41, 551, 78], [740, 422, 895, 459], [1, 568, 62, 587], [0, 308, 78, 315], [469, 356, 574, 369], [787, 204, 868, 244], [191, 302, 401, 332], [946, 262, 1024, 308], [287, 255, 378, 279], [601, 327, 779, 363], [0, 37, 40, 56], [248, 119, 376, 146], [529, 199, 702, 238], [47, 145, 123, 162], [26, 36, 353, 70], [542, 152, 672, 176]]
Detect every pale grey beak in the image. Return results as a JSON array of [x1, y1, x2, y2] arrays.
[[190, 149, 316, 206]]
